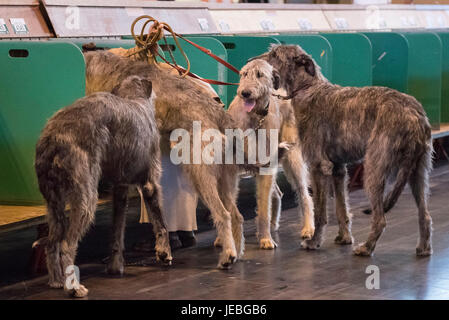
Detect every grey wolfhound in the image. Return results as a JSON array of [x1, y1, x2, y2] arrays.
[[84, 50, 283, 269], [227, 59, 314, 249], [35, 76, 171, 297], [253, 44, 433, 256]]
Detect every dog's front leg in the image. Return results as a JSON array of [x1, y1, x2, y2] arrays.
[[141, 182, 173, 265], [332, 165, 354, 245], [301, 167, 328, 250], [281, 146, 315, 240], [255, 174, 277, 249], [107, 185, 129, 276]]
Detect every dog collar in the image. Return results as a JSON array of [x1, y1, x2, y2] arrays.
[[254, 101, 269, 130]]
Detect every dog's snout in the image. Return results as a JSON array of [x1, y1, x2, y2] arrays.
[[241, 90, 251, 98]]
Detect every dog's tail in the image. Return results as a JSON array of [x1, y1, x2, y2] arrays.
[[362, 164, 410, 215], [363, 163, 411, 215], [363, 133, 432, 216]]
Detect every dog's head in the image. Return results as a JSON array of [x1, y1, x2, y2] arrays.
[[237, 59, 280, 113], [249, 44, 318, 91], [112, 75, 154, 102]]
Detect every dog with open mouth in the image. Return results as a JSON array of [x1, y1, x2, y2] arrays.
[[227, 59, 315, 249]]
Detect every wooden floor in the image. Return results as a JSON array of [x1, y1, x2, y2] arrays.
[[0, 164, 449, 300]]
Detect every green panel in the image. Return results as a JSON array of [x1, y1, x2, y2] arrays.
[[50, 38, 136, 50], [401, 32, 442, 129], [320, 33, 372, 87], [158, 37, 227, 105], [273, 34, 333, 81], [0, 41, 85, 204], [435, 32, 449, 123], [52, 38, 168, 59], [362, 32, 408, 93], [211, 36, 280, 106]]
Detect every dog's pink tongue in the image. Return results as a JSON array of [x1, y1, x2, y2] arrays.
[[244, 99, 256, 112]]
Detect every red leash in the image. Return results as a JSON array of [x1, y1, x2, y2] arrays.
[[158, 53, 239, 86], [176, 35, 240, 75]]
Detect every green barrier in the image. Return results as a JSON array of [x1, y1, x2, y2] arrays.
[[66, 39, 168, 61], [68, 39, 136, 50], [363, 32, 442, 129], [435, 32, 449, 124], [211, 36, 280, 106], [273, 34, 333, 81], [158, 37, 228, 105], [320, 33, 372, 87], [0, 41, 85, 204], [362, 32, 408, 92], [400, 32, 442, 129]]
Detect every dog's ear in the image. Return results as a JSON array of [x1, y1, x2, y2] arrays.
[[247, 52, 269, 63], [272, 68, 281, 90], [294, 54, 316, 77], [140, 78, 153, 97], [303, 56, 316, 77]]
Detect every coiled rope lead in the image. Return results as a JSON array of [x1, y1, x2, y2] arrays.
[[127, 15, 240, 85], [128, 15, 191, 78]]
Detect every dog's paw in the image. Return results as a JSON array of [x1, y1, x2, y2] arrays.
[[259, 238, 277, 250], [66, 284, 89, 298], [416, 244, 433, 257], [300, 227, 315, 241], [352, 243, 373, 256], [301, 238, 322, 250], [214, 237, 223, 248], [334, 233, 353, 245], [106, 254, 124, 276], [218, 249, 237, 270], [156, 249, 173, 266], [48, 281, 64, 289]]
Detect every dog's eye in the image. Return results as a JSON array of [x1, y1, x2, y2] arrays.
[[257, 71, 263, 78], [242, 72, 248, 77]]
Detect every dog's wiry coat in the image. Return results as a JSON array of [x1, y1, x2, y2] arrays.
[[35, 76, 171, 297], [84, 50, 261, 268], [228, 59, 314, 249], [255, 45, 433, 256]]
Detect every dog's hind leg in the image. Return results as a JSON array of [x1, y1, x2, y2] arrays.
[[219, 170, 245, 258], [353, 144, 389, 256], [301, 167, 327, 250], [282, 147, 315, 241], [271, 184, 282, 232], [107, 185, 129, 275], [332, 165, 353, 245], [45, 197, 67, 289], [255, 174, 277, 249], [141, 181, 172, 264], [410, 150, 433, 256], [363, 165, 411, 215], [62, 186, 97, 298], [187, 166, 237, 268]]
